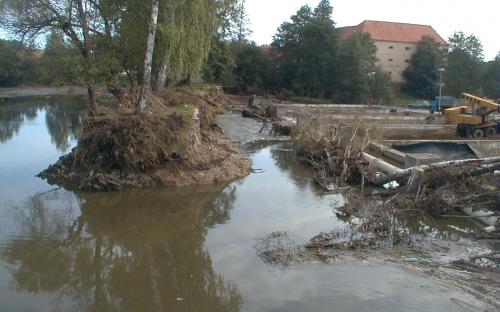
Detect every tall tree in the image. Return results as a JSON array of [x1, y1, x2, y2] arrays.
[[232, 0, 251, 43], [337, 32, 377, 103], [232, 43, 273, 93], [272, 1, 338, 98], [153, 0, 236, 93], [481, 52, 500, 100], [403, 36, 444, 99], [138, 0, 160, 110], [41, 30, 81, 85], [445, 31, 484, 96], [202, 34, 232, 83], [0, 39, 41, 87]]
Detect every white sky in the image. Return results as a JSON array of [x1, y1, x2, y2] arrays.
[[246, 0, 500, 61]]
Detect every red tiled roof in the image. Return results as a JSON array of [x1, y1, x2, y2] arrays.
[[339, 20, 446, 44]]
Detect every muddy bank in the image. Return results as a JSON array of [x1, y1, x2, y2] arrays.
[[38, 87, 252, 191]]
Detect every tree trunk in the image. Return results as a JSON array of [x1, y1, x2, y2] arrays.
[[155, 59, 167, 95], [76, 0, 96, 110], [138, 0, 160, 110], [87, 85, 97, 109]]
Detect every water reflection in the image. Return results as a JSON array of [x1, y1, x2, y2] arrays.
[[269, 144, 311, 191], [0, 96, 87, 151], [2, 185, 241, 311]]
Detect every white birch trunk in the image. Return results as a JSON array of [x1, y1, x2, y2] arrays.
[[138, 0, 160, 110]]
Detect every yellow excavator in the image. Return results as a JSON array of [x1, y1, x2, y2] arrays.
[[444, 93, 500, 138]]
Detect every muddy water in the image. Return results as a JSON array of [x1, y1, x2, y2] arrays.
[[0, 97, 483, 311]]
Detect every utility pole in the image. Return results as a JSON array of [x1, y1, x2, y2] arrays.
[[368, 71, 376, 107], [438, 68, 445, 111]]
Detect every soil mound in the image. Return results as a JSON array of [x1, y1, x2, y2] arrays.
[[38, 87, 252, 191]]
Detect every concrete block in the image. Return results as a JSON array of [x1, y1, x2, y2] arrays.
[[405, 153, 441, 168], [384, 148, 406, 164]]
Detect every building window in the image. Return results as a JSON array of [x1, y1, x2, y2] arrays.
[[405, 47, 411, 50], [388, 58, 393, 62], [389, 46, 394, 49]]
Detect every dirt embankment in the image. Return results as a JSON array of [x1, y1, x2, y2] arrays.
[[38, 87, 252, 191]]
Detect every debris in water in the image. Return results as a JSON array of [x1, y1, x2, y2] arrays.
[[254, 231, 303, 267]]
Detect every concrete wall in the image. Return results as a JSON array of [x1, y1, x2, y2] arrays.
[[374, 41, 417, 84]]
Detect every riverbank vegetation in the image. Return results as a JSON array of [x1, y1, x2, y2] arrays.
[[1, 1, 498, 104]]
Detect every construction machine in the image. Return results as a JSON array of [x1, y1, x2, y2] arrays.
[[444, 93, 500, 138]]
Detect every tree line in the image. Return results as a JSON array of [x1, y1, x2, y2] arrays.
[[0, 0, 246, 108], [0, 33, 82, 87], [403, 32, 500, 100], [1, 0, 498, 104], [204, 0, 393, 104]]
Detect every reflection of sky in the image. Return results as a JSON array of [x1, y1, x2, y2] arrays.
[[0, 103, 77, 311], [0, 107, 76, 242], [0, 110, 75, 201]]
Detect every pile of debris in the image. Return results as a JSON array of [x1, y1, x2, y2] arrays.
[[38, 87, 252, 191], [291, 119, 499, 233], [242, 95, 278, 119], [293, 121, 369, 190], [239, 95, 296, 136], [254, 231, 309, 267]]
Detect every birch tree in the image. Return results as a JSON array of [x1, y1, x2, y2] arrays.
[[138, 0, 160, 109], [153, 0, 220, 93]]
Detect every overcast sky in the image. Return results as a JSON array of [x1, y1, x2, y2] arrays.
[[246, 0, 499, 61]]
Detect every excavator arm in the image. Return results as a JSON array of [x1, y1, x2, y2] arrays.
[[462, 93, 500, 114]]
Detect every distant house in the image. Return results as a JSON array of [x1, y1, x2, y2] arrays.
[[339, 20, 446, 84]]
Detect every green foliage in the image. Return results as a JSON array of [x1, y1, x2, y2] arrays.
[[445, 31, 484, 96], [272, 2, 338, 98], [232, 43, 274, 93], [0, 39, 41, 87], [202, 35, 232, 83], [403, 36, 443, 99], [156, 0, 219, 81], [230, 0, 251, 43], [369, 67, 394, 105], [337, 32, 377, 103], [1, 0, 238, 95], [447, 32, 484, 61], [481, 54, 500, 100], [39, 31, 82, 86]]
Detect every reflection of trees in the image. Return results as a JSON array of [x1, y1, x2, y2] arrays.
[[269, 144, 311, 191], [0, 102, 38, 142], [2, 185, 241, 312], [0, 96, 86, 150], [45, 101, 84, 151]]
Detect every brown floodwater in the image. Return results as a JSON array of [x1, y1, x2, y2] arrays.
[[0, 97, 490, 311]]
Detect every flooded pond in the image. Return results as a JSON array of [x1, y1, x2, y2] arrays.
[[0, 96, 495, 311]]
